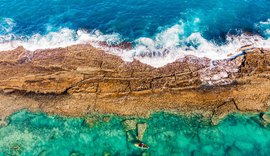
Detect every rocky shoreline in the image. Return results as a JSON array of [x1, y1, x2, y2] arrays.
[[0, 44, 270, 123]]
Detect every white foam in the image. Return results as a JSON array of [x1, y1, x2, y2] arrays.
[[128, 22, 270, 67], [0, 18, 270, 68], [259, 19, 270, 25], [0, 28, 122, 51]]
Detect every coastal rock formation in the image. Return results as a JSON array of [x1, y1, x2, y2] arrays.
[[0, 44, 270, 123]]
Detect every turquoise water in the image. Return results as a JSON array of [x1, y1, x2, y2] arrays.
[[0, 110, 270, 155], [0, 0, 270, 66]]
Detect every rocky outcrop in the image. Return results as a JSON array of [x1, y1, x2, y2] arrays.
[[0, 44, 270, 122]]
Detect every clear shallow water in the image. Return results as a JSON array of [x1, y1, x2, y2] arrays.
[[0, 110, 270, 155], [0, 0, 270, 67]]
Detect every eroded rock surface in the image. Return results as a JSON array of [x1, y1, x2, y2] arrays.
[[0, 45, 270, 121]]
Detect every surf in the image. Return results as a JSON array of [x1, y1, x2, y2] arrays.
[[0, 0, 270, 67], [0, 18, 269, 67]]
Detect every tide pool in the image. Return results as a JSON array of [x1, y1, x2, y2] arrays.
[[0, 110, 270, 155]]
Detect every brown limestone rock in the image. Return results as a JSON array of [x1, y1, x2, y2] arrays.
[[0, 45, 269, 122]]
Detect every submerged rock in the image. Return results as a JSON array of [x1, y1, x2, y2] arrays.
[[102, 151, 112, 156], [0, 120, 7, 127], [86, 117, 98, 128], [137, 123, 147, 141], [69, 151, 85, 156], [126, 131, 137, 142], [123, 119, 137, 131], [142, 152, 150, 156], [1, 110, 270, 155], [262, 113, 270, 123]]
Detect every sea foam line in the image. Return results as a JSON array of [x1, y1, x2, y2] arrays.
[[0, 28, 122, 52], [0, 19, 270, 68]]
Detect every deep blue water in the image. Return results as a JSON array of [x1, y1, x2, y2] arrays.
[[0, 0, 270, 40]]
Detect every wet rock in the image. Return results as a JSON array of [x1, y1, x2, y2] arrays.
[[212, 100, 238, 125], [98, 41, 133, 50]]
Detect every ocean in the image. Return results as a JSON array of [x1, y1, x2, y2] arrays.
[[0, 0, 270, 67], [1, 1, 270, 155]]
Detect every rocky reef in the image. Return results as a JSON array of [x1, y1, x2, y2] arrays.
[[0, 45, 270, 123]]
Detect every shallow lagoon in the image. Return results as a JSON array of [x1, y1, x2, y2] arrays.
[[0, 110, 270, 155]]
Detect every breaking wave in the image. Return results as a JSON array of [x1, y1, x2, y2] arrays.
[[0, 18, 270, 67]]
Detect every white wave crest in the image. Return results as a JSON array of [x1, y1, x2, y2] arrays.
[[259, 19, 270, 25], [128, 22, 270, 67], [0, 18, 270, 67], [0, 28, 122, 51]]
